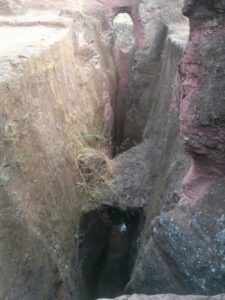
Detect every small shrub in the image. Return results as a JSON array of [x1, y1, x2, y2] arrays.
[[80, 130, 107, 148], [0, 171, 9, 185], [2, 121, 17, 143], [9, 155, 24, 167], [2, 132, 17, 143]]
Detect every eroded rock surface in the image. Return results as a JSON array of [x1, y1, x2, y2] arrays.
[[124, 0, 225, 296], [123, 0, 186, 144], [0, 7, 116, 299], [1, 0, 225, 299]]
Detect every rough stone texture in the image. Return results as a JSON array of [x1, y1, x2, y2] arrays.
[[0, 10, 116, 299], [77, 152, 108, 183], [123, 0, 186, 144], [1, 0, 225, 299], [94, 19, 189, 298], [75, 1, 192, 299], [125, 189, 225, 295], [94, 1, 189, 212], [179, 2, 225, 206], [98, 293, 225, 300], [74, 1, 186, 149], [98, 32, 188, 210], [124, 0, 225, 296], [0, 0, 26, 15]]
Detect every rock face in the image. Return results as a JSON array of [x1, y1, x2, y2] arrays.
[[0, 10, 116, 299], [88, 0, 186, 149], [126, 194, 225, 295], [124, 0, 225, 296], [179, 0, 225, 206], [0, 0, 26, 15], [123, 0, 185, 144], [1, 0, 225, 299]]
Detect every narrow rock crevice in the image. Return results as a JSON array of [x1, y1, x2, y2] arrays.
[[111, 12, 135, 154]]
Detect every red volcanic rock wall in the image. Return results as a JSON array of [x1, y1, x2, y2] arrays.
[[179, 1, 225, 205], [125, 1, 225, 296]]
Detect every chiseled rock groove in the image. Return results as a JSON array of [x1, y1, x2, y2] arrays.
[[72, 1, 191, 300]]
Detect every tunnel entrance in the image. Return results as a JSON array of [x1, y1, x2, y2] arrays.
[[113, 13, 135, 51], [76, 206, 143, 300]]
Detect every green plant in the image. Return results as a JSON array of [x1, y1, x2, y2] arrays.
[[0, 171, 9, 185], [80, 130, 107, 148], [2, 121, 17, 143], [15, 112, 34, 122], [2, 132, 17, 143], [9, 155, 24, 168]]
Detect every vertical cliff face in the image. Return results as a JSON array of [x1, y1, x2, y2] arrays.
[[124, 0, 225, 296], [123, 0, 185, 144], [0, 9, 116, 299], [179, 0, 225, 205]]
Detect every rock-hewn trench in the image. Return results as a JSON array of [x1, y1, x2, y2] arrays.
[[0, 1, 225, 300], [71, 0, 225, 296], [75, 14, 141, 298]]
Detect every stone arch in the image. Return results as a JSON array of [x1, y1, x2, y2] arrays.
[[112, 12, 135, 51], [112, 6, 134, 21]]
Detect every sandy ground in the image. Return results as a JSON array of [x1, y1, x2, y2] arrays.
[[22, 0, 104, 11], [0, 25, 67, 58], [0, 10, 72, 83], [21, 0, 74, 10]]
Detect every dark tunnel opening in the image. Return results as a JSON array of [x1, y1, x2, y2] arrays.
[[76, 206, 144, 300]]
